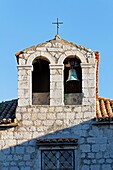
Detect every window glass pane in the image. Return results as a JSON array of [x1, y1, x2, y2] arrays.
[[42, 150, 57, 170], [59, 150, 74, 170], [41, 149, 74, 170]]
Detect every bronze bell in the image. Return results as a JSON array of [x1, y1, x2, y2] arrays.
[[66, 69, 79, 82]]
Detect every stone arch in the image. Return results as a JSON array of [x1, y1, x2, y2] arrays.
[[32, 57, 50, 105], [58, 50, 87, 64], [62, 51, 83, 105], [27, 51, 55, 65]]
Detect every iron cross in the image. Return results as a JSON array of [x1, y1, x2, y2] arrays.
[[52, 18, 63, 35]]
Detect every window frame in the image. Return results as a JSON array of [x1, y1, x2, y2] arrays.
[[37, 145, 78, 170], [41, 148, 75, 170]]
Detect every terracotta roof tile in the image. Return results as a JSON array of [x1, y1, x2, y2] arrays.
[[0, 99, 18, 124], [96, 97, 113, 121]]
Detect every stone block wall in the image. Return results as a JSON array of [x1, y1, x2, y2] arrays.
[[18, 65, 32, 106], [50, 64, 64, 106], [0, 105, 113, 169], [81, 64, 96, 106]]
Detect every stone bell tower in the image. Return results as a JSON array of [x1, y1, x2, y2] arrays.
[[15, 34, 97, 169], [16, 34, 96, 111]]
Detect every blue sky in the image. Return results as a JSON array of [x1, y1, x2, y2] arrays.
[[0, 0, 113, 102]]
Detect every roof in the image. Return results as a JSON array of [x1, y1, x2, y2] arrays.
[[0, 99, 17, 124], [96, 97, 113, 121], [15, 34, 94, 57]]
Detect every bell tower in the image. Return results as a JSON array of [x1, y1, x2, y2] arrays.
[[16, 34, 96, 111]]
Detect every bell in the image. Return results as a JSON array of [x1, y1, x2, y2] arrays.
[[66, 69, 79, 82]]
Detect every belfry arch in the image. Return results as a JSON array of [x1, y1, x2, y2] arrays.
[[58, 50, 87, 65], [32, 57, 50, 105], [63, 55, 82, 105], [27, 51, 54, 65]]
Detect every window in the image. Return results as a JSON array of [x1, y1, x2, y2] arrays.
[[41, 149, 74, 170], [37, 138, 78, 170]]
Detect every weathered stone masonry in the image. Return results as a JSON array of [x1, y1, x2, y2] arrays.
[[1, 105, 113, 170]]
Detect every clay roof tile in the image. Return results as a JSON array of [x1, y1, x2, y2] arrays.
[[96, 97, 113, 121], [0, 99, 17, 124]]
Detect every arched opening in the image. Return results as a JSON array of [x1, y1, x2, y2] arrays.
[[63, 56, 82, 105], [32, 58, 50, 105]]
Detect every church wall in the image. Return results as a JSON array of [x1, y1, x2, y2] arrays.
[[0, 106, 113, 169]]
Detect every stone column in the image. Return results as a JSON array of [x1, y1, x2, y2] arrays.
[[18, 65, 32, 106], [81, 63, 96, 107], [49, 64, 64, 106]]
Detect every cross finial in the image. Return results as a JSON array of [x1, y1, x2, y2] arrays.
[[52, 18, 63, 35]]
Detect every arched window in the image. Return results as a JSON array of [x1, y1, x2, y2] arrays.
[[32, 58, 50, 105], [63, 56, 82, 105]]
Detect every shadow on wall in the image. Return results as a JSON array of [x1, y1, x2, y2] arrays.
[[0, 119, 113, 170]]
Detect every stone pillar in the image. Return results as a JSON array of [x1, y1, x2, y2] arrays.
[[18, 65, 32, 106], [50, 64, 64, 106], [81, 63, 96, 108]]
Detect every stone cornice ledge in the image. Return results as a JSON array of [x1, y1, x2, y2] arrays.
[[17, 65, 32, 68], [81, 63, 95, 68]]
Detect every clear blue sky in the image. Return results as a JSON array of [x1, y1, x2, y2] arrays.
[[0, 0, 113, 102]]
